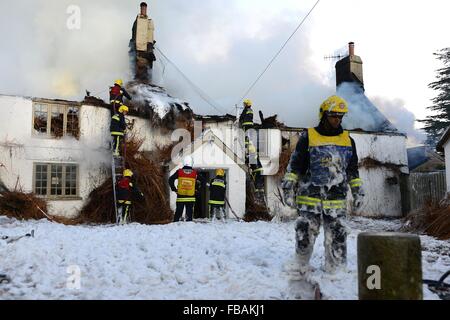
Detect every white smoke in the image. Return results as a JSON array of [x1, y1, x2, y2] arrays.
[[370, 96, 426, 147]]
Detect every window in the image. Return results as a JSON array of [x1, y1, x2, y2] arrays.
[[34, 163, 79, 198], [33, 102, 79, 139], [257, 129, 270, 158]]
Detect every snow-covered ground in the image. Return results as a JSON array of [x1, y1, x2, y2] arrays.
[[0, 215, 449, 300]]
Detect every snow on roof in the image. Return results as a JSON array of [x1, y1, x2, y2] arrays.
[[127, 82, 191, 120]]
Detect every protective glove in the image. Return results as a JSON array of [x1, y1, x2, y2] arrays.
[[350, 182, 364, 211], [281, 172, 298, 208]]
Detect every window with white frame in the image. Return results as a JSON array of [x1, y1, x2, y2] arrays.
[[33, 102, 80, 138], [257, 129, 270, 158], [34, 163, 79, 198]]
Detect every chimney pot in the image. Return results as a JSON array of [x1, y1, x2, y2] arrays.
[[349, 42, 355, 57]]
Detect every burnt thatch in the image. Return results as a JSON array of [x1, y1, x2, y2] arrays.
[[244, 177, 272, 222], [359, 157, 403, 174], [402, 199, 450, 240], [275, 147, 292, 178], [0, 191, 48, 220], [79, 134, 173, 224]]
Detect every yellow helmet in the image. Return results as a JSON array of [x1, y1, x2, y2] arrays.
[[114, 79, 123, 86], [216, 168, 225, 176], [243, 99, 252, 107], [319, 95, 348, 119], [123, 169, 133, 177], [118, 105, 129, 113]]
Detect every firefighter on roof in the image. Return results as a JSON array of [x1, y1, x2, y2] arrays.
[[281, 95, 364, 273]]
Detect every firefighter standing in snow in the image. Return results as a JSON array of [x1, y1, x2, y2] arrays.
[[208, 169, 227, 220], [282, 95, 364, 273], [110, 105, 128, 156], [109, 79, 132, 114], [169, 157, 204, 222], [116, 169, 144, 223]]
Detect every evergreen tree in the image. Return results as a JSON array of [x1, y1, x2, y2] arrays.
[[418, 48, 450, 148]]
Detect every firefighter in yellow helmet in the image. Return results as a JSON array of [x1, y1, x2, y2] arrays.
[[239, 99, 254, 131], [208, 168, 227, 221], [109, 79, 132, 114], [116, 168, 144, 224], [281, 95, 364, 273], [168, 156, 206, 222], [110, 104, 129, 157]]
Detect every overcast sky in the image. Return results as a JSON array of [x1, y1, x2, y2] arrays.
[[1, 0, 449, 144]]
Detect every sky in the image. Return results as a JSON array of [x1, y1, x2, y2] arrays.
[[0, 0, 449, 145]]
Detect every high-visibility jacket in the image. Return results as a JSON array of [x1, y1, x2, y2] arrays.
[[116, 176, 144, 204], [239, 106, 254, 128], [110, 112, 126, 136], [285, 123, 361, 210], [169, 166, 202, 203], [208, 175, 226, 206], [109, 84, 132, 105]]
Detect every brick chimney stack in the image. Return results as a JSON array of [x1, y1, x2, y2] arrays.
[[349, 42, 355, 57], [140, 2, 147, 16], [335, 41, 364, 90]]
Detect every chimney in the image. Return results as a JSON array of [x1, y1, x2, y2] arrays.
[[349, 42, 355, 57], [140, 2, 147, 16], [335, 41, 364, 90]]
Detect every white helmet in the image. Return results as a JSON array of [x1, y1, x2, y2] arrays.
[[183, 156, 193, 167]]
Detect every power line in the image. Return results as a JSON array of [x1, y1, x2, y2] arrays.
[[155, 46, 227, 115], [234, 0, 321, 109]]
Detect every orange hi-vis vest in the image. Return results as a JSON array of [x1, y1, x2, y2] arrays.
[[177, 168, 197, 197]]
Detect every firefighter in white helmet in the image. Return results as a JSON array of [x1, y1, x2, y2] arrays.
[[169, 156, 205, 222], [281, 95, 364, 273]]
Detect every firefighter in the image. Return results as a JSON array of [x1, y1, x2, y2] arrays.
[[208, 169, 227, 221], [116, 169, 144, 224], [110, 104, 128, 157], [246, 139, 265, 203], [109, 79, 132, 114], [281, 95, 364, 273], [169, 156, 205, 222], [239, 99, 254, 131]]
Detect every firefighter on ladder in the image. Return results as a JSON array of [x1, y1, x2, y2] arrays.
[[110, 105, 128, 157], [116, 169, 144, 224], [281, 95, 364, 273], [246, 137, 265, 204], [109, 79, 132, 115], [208, 169, 227, 221], [169, 156, 205, 222]]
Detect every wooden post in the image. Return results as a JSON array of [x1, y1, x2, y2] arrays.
[[357, 232, 423, 300]]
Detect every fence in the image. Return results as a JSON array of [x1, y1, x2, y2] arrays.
[[408, 171, 446, 212]]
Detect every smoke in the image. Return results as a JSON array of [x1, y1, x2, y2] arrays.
[[0, 0, 332, 128], [370, 96, 426, 147]]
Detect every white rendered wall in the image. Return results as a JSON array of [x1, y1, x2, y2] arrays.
[[169, 142, 246, 219], [444, 140, 450, 192]]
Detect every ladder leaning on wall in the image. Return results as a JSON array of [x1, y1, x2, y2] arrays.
[[111, 152, 125, 224]]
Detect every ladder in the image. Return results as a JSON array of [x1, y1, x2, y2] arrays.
[[111, 152, 125, 224]]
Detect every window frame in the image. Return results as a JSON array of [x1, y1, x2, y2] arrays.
[[32, 162, 81, 200], [257, 129, 270, 159], [32, 102, 80, 139]]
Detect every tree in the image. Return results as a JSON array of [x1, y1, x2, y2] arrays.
[[418, 48, 450, 148]]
